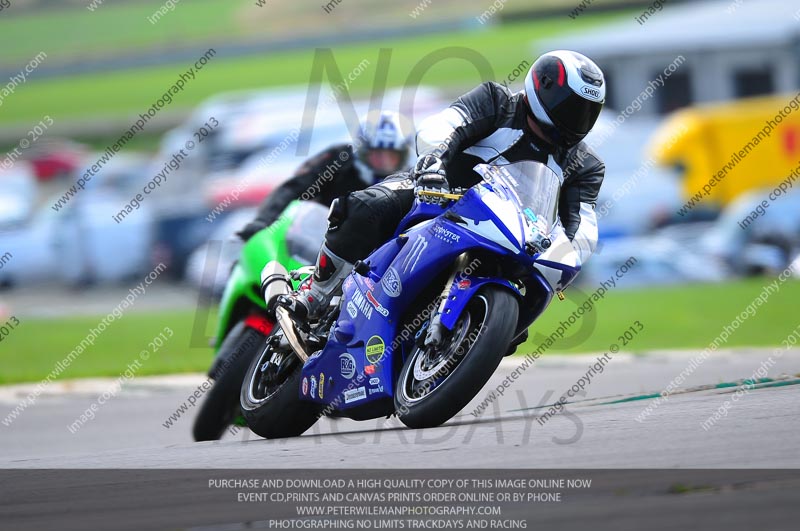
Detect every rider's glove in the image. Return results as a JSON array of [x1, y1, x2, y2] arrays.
[[414, 154, 446, 180], [414, 173, 451, 204], [413, 155, 450, 203]]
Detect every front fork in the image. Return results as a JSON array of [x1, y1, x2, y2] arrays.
[[424, 253, 472, 348], [261, 261, 310, 362]]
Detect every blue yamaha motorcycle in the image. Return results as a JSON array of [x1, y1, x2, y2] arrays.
[[240, 160, 580, 438]]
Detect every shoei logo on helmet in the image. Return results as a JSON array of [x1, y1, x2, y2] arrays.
[[582, 86, 602, 100]]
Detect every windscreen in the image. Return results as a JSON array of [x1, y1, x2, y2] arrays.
[[474, 161, 561, 231], [285, 201, 329, 264]]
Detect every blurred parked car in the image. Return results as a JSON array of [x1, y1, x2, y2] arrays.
[[0, 162, 37, 228], [20, 139, 87, 182], [184, 208, 253, 298], [202, 139, 326, 213], [74, 152, 151, 194], [701, 188, 800, 276], [582, 228, 730, 288], [789, 254, 800, 277], [0, 189, 154, 288], [584, 186, 800, 287]]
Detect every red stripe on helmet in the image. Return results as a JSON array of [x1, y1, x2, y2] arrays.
[[557, 61, 565, 87], [532, 71, 540, 90]]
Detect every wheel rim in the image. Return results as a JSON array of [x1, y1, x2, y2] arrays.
[[399, 295, 489, 405], [246, 334, 296, 405]]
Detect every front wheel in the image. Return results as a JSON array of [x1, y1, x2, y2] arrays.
[[240, 328, 322, 439], [395, 286, 518, 429]]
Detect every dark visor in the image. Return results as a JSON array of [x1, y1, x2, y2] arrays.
[[539, 88, 603, 136]]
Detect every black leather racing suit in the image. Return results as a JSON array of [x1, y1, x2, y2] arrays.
[[323, 81, 605, 266], [238, 144, 375, 240]]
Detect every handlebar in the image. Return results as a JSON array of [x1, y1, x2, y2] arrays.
[[415, 189, 465, 201]]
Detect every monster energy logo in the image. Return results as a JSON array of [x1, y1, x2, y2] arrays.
[[402, 236, 428, 273]]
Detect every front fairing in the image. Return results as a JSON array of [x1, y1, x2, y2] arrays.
[[397, 161, 581, 290]]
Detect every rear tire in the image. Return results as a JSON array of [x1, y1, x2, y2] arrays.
[[192, 323, 265, 442], [240, 329, 322, 439], [395, 286, 518, 429]]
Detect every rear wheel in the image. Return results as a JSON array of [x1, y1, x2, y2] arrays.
[[395, 286, 518, 429], [192, 323, 266, 441], [240, 328, 322, 439]]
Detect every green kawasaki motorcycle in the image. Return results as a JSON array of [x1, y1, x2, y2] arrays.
[[192, 200, 328, 441]]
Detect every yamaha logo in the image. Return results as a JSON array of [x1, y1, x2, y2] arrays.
[[582, 86, 601, 99]]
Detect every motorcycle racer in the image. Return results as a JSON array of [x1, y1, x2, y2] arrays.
[[237, 110, 412, 240], [276, 50, 607, 331]]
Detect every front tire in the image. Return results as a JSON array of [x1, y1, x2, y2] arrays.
[[193, 323, 266, 441], [240, 329, 322, 439], [395, 286, 518, 429]]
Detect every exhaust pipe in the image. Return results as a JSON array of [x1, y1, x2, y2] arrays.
[[260, 261, 309, 362], [260, 261, 292, 308]]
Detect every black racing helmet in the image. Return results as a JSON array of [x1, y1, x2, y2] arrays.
[[524, 50, 606, 148]]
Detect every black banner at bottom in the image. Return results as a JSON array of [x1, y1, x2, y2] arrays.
[[1, 469, 799, 531]]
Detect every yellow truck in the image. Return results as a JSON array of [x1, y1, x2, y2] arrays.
[[648, 93, 800, 216]]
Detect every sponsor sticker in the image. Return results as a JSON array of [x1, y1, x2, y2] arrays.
[[346, 301, 358, 319], [302, 377, 309, 396], [458, 279, 471, 289], [344, 387, 367, 404], [381, 267, 402, 297], [319, 373, 325, 399], [351, 290, 374, 320], [433, 224, 461, 244], [339, 353, 356, 379], [364, 365, 376, 375], [369, 377, 380, 386], [366, 291, 389, 317], [402, 236, 428, 273], [310, 376, 317, 399], [365, 335, 386, 364], [368, 385, 385, 396]]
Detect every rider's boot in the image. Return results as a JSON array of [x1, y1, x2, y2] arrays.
[[274, 244, 353, 323]]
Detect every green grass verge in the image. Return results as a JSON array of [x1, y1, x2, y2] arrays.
[[519, 277, 800, 355], [1, 278, 797, 385], [1, 14, 630, 126], [0, 0, 252, 67], [1, 308, 213, 385], [0, 0, 642, 68]]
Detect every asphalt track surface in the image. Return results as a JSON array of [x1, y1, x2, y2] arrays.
[[2, 349, 799, 468], [1, 350, 799, 530]]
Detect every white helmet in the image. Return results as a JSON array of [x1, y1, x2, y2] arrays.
[[524, 50, 606, 148], [356, 111, 411, 179]]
